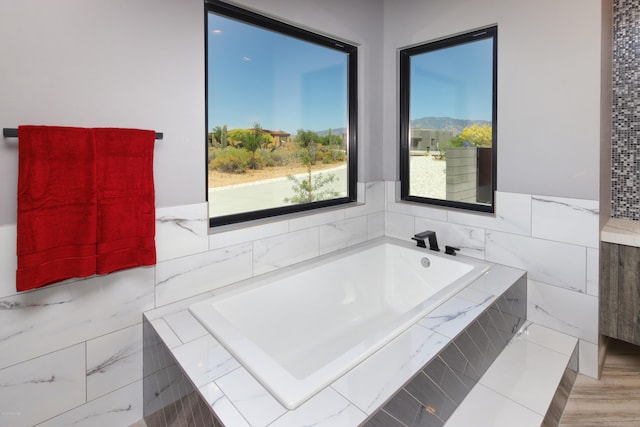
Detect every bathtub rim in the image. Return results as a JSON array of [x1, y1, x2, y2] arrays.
[[189, 236, 491, 409], [195, 236, 488, 302]]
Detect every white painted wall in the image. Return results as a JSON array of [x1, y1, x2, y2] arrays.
[[0, 0, 205, 224], [382, 0, 603, 201], [0, 1, 384, 424]]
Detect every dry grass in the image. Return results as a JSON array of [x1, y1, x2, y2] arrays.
[[208, 162, 345, 188]]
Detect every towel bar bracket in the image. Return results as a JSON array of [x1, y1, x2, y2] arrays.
[[3, 128, 17, 138]]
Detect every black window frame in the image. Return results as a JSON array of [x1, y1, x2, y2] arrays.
[[399, 26, 497, 214], [205, 1, 358, 227]]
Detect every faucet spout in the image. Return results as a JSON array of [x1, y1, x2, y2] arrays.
[[412, 230, 440, 252]]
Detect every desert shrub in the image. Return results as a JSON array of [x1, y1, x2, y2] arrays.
[[331, 150, 346, 162], [321, 151, 333, 164], [293, 142, 319, 166], [247, 153, 265, 170], [269, 149, 292, 166], [208, 147, 216, 164], [256, 149, 274, 167], [210, 147, 250, 173]]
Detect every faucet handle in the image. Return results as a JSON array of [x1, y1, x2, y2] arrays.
[[411, 236, 427, 248], [445, 246, 460, 256]]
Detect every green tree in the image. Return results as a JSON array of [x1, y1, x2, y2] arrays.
[[221, 125, 228, 148], [448, 124, 493, 148], [227, 123, 273, 169], [294, 129, 321, 165], [439, 124, 492, 159], [210, 126, 221, 147], [285, 128, 340, 203], [294, 129, 319, 146], [323, 128, 343, 147], [226, 128, 246, 148], [210, 125, 229, 148], [284, 172, 339, 204]]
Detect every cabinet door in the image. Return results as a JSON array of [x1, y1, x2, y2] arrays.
[[617, 244, 640, 345], [600, 242, 618, 339]]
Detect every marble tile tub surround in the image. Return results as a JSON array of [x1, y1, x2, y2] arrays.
[[444, 322, 579, 427], [143, 318, 222, 427], [386, 183, 600, 377], [0, 182, 385, 426], [143, 245, 525, 426], [361, 277, 527, 427]]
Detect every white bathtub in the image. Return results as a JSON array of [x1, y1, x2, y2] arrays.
[[189, 238, 490, 409]]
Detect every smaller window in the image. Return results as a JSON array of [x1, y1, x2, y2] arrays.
[[206, 1, 358, 227], [399, 27, 497, 213]]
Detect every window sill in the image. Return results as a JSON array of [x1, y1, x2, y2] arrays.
[[208, 201, 362, 235]]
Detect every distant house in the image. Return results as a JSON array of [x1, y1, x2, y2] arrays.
[[262, 129, 291, 146], [410, 128, 454, 151], [211, 128, 292, 149]]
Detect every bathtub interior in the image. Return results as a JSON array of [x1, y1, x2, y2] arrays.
[[189, 239, 490, 409]]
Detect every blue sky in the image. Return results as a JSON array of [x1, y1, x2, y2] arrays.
[[410, 38, 493, 122], [208, 13, 348, 134]]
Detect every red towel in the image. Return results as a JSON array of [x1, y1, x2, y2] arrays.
[[16, 126, 157, 292], [94, 128, 156, 274], [16, 126, 98, 291]]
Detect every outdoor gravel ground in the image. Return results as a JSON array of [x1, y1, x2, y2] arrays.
[[409, 155, 446, 199]]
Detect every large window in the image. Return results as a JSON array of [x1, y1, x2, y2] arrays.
[[206, 1, 357, 226], [399, 27, 497, 213]]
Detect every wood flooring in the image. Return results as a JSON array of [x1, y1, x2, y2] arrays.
[[559, 338, 640, 426]]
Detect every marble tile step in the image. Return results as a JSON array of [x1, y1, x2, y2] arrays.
[[445, 322, 579, 427]]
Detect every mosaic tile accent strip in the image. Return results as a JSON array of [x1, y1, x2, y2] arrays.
[[362, 276, 527, 427], [612, 0, 640, 219], [143, 319, 223, 427]]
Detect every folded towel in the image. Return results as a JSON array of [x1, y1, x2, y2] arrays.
[[16, 126, 98, 291], [94, 128, 156, 274], [16, 126, 157, 291]]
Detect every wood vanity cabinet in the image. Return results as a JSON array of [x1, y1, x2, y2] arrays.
[[600, 241, 640, 346]]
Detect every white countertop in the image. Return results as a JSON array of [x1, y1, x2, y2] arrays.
[[601, 218, 640, 247]]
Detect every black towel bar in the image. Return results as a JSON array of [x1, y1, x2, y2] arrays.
[[3, 128, 163, 140]]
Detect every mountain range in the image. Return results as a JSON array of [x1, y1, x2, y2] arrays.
[[410, 116, 491, 135], [316, 128, 347, 137], [315, 117, 490, 137]]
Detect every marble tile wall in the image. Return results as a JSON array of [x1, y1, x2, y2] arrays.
[[0, 178, 599, 425], [0, 181, 385, 426], [386, 183, 600, 377]]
